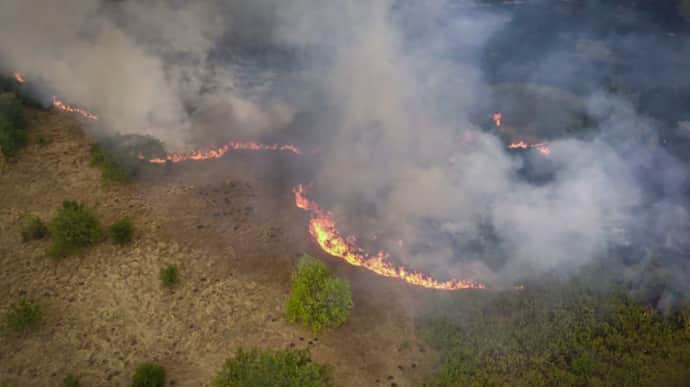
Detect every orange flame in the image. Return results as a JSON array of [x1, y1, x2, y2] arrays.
[[508, 140, 551, 155], [52, 96, 98, 120], [492, 112, 502, 127], [294, 185, 484, 290], [13, 72, 25, 83], [148, 141, 303, 164]]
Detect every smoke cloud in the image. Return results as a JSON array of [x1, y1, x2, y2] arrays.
[[2, 0, 688, 297]]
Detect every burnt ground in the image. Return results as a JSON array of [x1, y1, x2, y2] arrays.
[[0, 109, 440, 387]]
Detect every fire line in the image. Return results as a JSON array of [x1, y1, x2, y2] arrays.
[[293, 184, 485, 290]]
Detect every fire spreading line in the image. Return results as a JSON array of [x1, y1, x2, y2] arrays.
[[293, 185, 485, 290], [148, 141, 302, 164], [492, 112, 552, 155], [13, 71, 98, 120]]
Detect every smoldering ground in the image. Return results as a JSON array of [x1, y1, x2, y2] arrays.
[[1, 0, 689, 304]]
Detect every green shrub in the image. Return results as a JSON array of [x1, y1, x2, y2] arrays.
[[110, 218, 134, 245], [20, 214, 48, 242], [159, 264, 178, 287], [0, 382, 18, 387], [48, 201, 102, 258], [130, 362, 165, 387], [286, 255, 352, 334], [90, 134, 165, 183], [4, 299, 42, 333], [62, 374, 80, 387], [213, 348, 332, 387], [0, 92, 27, 159]]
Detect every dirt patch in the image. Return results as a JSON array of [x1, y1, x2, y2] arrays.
[[0, 109, 437, 386]]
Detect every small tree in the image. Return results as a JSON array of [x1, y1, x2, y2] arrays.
[[213, 348, 333, 387], [4, 298, 42, 334], [286, 255, 352, 334], [20, 214, 49, 242], [49, 201, 102, 258], [159, 264, 179, 287], [130, 362, 165, 387], [110, 218, 134, 245]]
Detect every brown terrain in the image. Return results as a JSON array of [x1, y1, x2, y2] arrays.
[[0, 109, 439, 386]]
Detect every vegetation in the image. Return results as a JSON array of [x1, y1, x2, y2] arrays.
[[419, 280, 690, 387], [3, 299, 43, 334], [20, 214, 48, 242], [680, 0, 690, 22], [130, 362, 166, 387], [110, 217, 134, 245], [62, 374, 80, 387], [213, 348, 333, 387], [0, 92, 27, 159], [48, 201, 102, 258], [159, 264, 179, 287], [286, 255, 352, 334], [90, 134, 165, 183]]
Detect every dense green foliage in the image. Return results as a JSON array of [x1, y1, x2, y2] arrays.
[[0, 92, 27, 159], [3, 299, 43, 334], [286, 255, 352, 334], [20, 214, 48, 242], [48, 201, 102, 258], [159, 264, 179, 287], [62, 374, 80, 387], [90, 134, 165, 183], [213, 348, 333, 387], [130, 362, 166, 387], [110, 217, 134, 245], [420, 281, 690, 387]]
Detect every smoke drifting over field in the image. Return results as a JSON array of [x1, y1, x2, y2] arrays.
[[2, 1, 689, 301]]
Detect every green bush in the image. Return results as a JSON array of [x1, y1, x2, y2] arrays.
[[90, 134, 165, 183], [62, 374, 80, 387], [286, 255, 352, 334], [4, 299, 42, 333], [213, 348, 332, 387], [110, 218, 134, 245], [159, 264, 178, 287], [130, 362, 165, 387], [20, 214, 48, 242], [48, 201, 102, 258], [0, 92, 27, 159]]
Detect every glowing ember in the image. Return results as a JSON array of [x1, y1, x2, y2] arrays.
[[294, 185, 484, 290], [508, 140, 551, 155], [492, 112, 502, 127], [13, 72, 25, 83], [52, 96, 98, 120], [148, 141, 303, 164]]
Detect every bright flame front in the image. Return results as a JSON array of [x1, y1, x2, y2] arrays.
[[148, 141, 303, 163], [52, 96, 98, 120], [294, 185, 485, 290]]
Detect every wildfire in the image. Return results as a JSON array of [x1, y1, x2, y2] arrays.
[[508, 140, 551, 155], [13, 72, 25, 83], [492, 112, 502, 127], [52, 96, 98, 120], [294, 185, 485, 290], [148, 141, 303, 164]]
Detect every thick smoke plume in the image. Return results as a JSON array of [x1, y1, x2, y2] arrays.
[[2, 1, 689, 299]]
